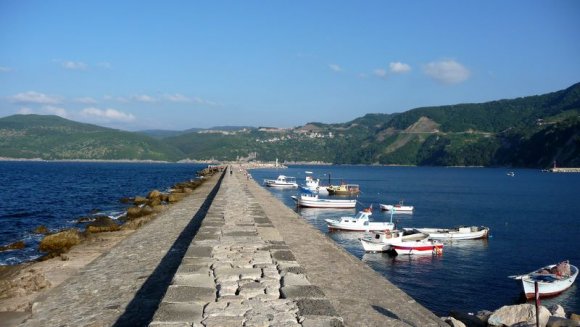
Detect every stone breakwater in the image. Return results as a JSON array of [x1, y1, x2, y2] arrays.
[[18, 167, 447, 326]]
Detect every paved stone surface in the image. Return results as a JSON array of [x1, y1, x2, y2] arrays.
[[150, 167, 343, 327], [18, 166, 447, 327]]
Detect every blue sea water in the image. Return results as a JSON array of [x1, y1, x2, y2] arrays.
[[250, 165, 580, 316], [0, 161, 205, 265]]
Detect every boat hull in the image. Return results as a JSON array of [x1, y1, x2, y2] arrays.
[[380, 204, 414, 213], [391, 243, 443, 255], [325, 219, 394, 232], [521, 264, 578, 299], [291, 196, 356, 209], [414, 227, 489, 240]]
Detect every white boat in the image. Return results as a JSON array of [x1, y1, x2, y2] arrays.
[[291, 193, 357, 209], [389, 239, 444, 255], [302, 176, 330, 195], [510, 261, 578, 299], [263, 175, 298, 188], [507, 171, 515, 177], [380, 201, 414, 213], [324, 208, 394, 232], [407, 226, 490, 240], [360, 230, 429, 252]]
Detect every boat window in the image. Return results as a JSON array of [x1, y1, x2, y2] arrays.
[[364, 221, 369, 226]]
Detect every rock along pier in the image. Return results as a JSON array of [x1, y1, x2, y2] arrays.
[[19, 167, 447, 327]]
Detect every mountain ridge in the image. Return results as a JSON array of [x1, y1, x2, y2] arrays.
[[1, 82, 579, 167]]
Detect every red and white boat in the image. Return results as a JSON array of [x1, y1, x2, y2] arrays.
[[389, 239, 444, 255], [510, 260, 578, 299]]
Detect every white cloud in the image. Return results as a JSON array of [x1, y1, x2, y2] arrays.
[[74, 97, 98, 104], [163, 93, 192, 103], [81, 107, 135, 122], [8, 91, 62, 105], [61, 61, 88, 70], [43, 105, 69, 118], [389, 62, 411, 74], [328, 64, 342, 72], [373, 68, 387, 79], [193, 97, 219, 107], [17, 107, 34, 114], [0, 66, 12, 72], [131, 94, 156, 103], [424, 59, 470, 84]]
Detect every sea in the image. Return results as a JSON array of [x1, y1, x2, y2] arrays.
[[250, 165, 580, 316], [0, 162, 579, 316], [0, 161, 206, 265]]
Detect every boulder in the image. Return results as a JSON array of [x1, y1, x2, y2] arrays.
[[550, 305, 567, 318], [32, 225, 50, 234], [147, 189, 161, 200], [0, 241, 26, 252], [442, 316, 466, 327], [126, 205, 154, 220], [168, 193, 185, 203], [133, 196, 148, 205], [488, 304, 551, 327], [476, 310, 493, 325], [39, 229, 81, 256], [571, 314, 580, 323], [546, 316, 580, 327], [76, 216, 95, 223], [450, 310, 486, 327], [147, 197, 161, 207], [86, 216, 120, 233]]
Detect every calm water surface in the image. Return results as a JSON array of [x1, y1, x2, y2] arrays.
[[0, 161, 205, 265], [250, 165, 580, 315]]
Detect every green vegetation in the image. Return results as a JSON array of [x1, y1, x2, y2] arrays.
[[1, 82, 579, 167]]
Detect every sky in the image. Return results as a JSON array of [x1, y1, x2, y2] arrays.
[[1, 1, 579, 131]]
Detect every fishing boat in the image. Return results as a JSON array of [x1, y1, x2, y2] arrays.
[[360, 230, 428, 252], [406, 226, 490, 240], [291, 193, 357, 209], [302, 175, 330, 195], [263, 175, 298, 188], [380, 200, 414, 213], [327, 183, 360, 196], [389, 239, 444, 255], [324, 208, 394, 232], [510, 261, 578, 299]]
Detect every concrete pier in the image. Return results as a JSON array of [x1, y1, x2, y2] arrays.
[[19, 167, 447, 327]]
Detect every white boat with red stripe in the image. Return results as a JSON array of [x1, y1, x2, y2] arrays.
[[389, 239, 444, 255], [510, 260, 578, 299]]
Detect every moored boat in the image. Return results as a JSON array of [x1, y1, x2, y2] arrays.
[[263, 175, 298, 188], [324, 208, 394, 232], [302, 175, 330, 195], [291, 193, 357, 209], [380, 200, 414, 213], [389, 239, 444, 255], [510, 261, 578, 299], [327, 183, 360, 196], [360, 230, 428, 252], [407, 226, 490, 240]]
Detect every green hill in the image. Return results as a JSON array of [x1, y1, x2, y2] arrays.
[[0, 114, 184, 161], [1, 82, 579, 167]]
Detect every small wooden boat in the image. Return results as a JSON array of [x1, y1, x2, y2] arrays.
[[510, 261, 578, 299], [407, 226, 490, 240], [389, 239, 444, 255], [327, 183, 360, 196], [263, 175, 298, 188], [380, 200, 414, 213], [360, 230, 428, 252], [291, 193, 357, 209], [324, 208, 394, 232]]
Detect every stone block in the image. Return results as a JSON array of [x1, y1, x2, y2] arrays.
[[151, 302, 204, 323], [296, 299, 338, 317], [281, 286, 325, 300], [301, 316, 345, 327], [281, 273, 310, 286], [202, 316, 243, 327], [272, 250, 296, 262], [164, 286, 215, 303], [172, 273, 215, 288]]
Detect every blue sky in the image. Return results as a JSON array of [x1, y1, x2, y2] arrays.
[[1, 1, 579, 131]]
